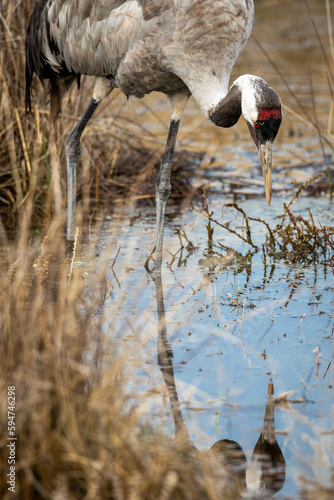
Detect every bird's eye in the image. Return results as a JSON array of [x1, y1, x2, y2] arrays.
[[254, 122, 260, 128]]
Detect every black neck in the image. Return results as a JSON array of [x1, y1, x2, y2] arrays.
[[208, 85, 242, 128]]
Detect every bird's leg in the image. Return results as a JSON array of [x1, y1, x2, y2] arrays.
[[156, 275, 193, 446], [65, 97, 99, 242], [155, 91, 190, 273]]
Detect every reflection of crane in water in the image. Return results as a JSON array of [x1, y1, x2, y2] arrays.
[[26, 0, 282, 267], [156, 271, 285, 497]]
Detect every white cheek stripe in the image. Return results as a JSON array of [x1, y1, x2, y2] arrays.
[[234, 74, 282, 124], [233, 74, 266, 123]]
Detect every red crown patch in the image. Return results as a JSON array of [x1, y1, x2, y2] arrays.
[[258, 109, 282, 121]]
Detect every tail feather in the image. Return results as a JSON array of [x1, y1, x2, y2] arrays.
[[49, 76, 79, 121], [26, 0, 49, 112], [25, 0, 79, 119], [25, 56, 33, 113]]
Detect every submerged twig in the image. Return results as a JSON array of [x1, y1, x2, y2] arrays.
[[223, 202, 255, 247], [191, 203, 252, 246], [190, 199, 258, 249], [249, 216, 276, 249], [112, 246, 121, 268], [194, 173, 333, 265], [144, 245, 156, 273], [281, 172, 326, 226]]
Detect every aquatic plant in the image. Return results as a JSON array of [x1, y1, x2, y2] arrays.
[[192, 174, 334, 265], [0, 2, 333, 499]]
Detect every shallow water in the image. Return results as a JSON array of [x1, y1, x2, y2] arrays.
[[70, 0, 334, 496], [78, 189, 333, 498], [0, 0, 324, 496]]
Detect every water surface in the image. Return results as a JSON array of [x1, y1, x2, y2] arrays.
[[78, 0, 334, 497]]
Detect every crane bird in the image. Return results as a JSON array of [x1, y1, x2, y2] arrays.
[[26, 0, 282, 268]]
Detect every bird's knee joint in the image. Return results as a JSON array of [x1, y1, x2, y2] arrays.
[[65, 133, 81, 158], [156, 179, 171, 200], [65, 132, 79, 148]]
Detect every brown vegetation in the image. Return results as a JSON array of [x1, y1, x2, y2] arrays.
[[0, 1, 333, 499]]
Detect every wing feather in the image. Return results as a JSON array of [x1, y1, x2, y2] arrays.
[[46, 0, 165, 76], [27, 0, 253, 116]]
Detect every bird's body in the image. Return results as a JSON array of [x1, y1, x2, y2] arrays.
[[26, 0, 282, 269], [27, 0, 253, 114]]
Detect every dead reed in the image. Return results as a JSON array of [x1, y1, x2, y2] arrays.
[[252, 0, 334, 170], [0, 1, 333, 498], [1, 222, 235, 499], [0, 0, 201, 236], [192, 174, 334, 266]]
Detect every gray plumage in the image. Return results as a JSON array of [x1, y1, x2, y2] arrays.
[[26, 0, 282, 267], [27, 0, 255, 115]]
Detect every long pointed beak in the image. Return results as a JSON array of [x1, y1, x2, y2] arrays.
[[258, 141, 272, 205]]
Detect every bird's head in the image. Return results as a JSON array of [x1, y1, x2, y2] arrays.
[[209, 75, 282, 205], [240, 76, 282, 205]]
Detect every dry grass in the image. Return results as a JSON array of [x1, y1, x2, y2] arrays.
[[1, 1, 334, 499], [0, 0, 201, 235], [0, 225, 229, 499], [253, 0, 334, 162], [192, 175, 334, 265], [0, 6, 225, 496]]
